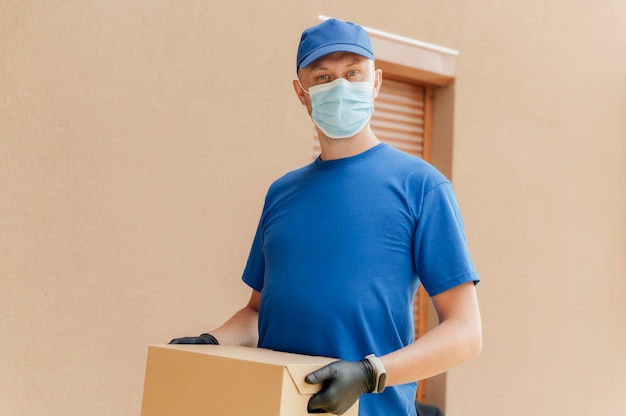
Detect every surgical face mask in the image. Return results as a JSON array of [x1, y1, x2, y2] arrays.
[[302, 78, 375, 139]]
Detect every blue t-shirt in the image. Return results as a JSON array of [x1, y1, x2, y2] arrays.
[[242, 143, 479, 416]]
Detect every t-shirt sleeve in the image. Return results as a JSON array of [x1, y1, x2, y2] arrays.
[[413, 182, 480, 296]]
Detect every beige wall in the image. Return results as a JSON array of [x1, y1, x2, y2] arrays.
[[2, 1, 624, 415]]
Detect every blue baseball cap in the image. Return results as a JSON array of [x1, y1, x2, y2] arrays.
[[296, 19, 375, 71]]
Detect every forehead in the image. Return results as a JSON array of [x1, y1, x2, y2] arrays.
[[307, 51, 370, 71]]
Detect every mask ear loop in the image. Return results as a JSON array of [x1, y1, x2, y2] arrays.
[[297, 79, 311, 95]]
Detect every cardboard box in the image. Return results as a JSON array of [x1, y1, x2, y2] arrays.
[[141, 344, 359, 416]]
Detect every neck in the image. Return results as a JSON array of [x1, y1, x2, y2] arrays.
[[317, 126, 381, 161]]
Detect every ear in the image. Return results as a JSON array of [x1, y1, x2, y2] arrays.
[[372, 68, 383, 99], [293, 80, 307, 106]]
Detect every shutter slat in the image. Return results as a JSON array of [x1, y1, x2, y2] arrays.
[[372, 79, 426, 159]]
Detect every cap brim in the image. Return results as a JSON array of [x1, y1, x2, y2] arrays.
[[298, 43, 375, 69]]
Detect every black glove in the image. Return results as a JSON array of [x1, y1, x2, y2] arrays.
[[168, 333, 219, 345], [305, 359, 375, 415]]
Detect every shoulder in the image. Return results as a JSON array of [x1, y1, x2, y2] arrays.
[[265, 161, 315, 199], [376, 144, 450, 191]]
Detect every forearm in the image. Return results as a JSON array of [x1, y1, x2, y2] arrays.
[[382, 282, 482, 386], [382, 316, 482, 386], [208, 290, 260, 347], [209, 304, 259, 347]]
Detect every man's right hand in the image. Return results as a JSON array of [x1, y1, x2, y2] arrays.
[[168, 333, 219, 344]]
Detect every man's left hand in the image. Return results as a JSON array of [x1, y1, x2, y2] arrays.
[[305, 359, 375, 415]]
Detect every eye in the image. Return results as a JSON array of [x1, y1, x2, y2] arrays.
[[317, 74, 331, 81], [346, 70, 360, 78]]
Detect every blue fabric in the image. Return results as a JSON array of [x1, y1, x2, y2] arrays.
[[296, 18, 374, 70], [242, 143, 479, 416]]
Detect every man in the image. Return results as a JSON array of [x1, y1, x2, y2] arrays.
[[171, 18, 482, 416]]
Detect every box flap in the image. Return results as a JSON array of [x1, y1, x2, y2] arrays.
[[155, 345, 336, 395], [156, 344, 337, 367], [285, 363, 330, 395]]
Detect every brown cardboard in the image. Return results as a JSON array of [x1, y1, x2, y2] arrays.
[[141, 344, 359, 416]]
